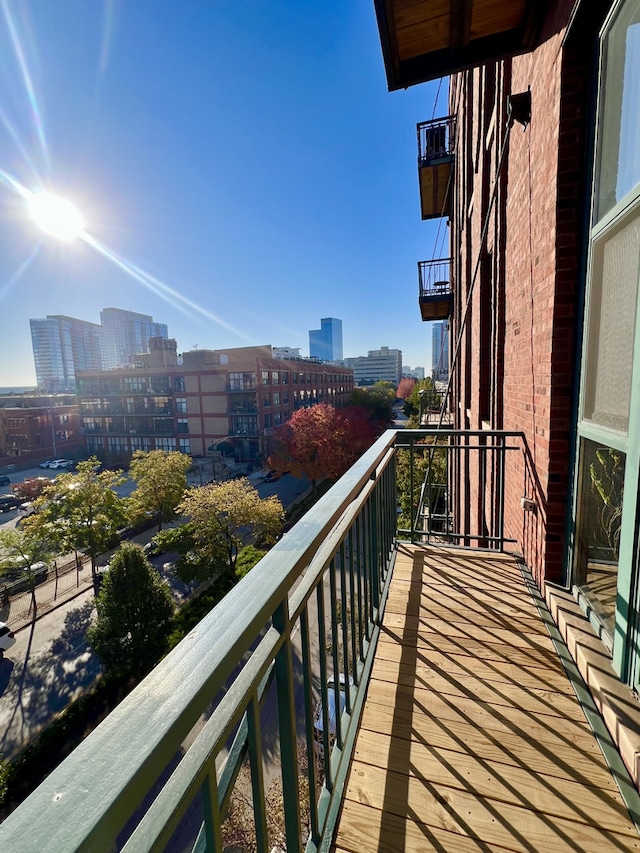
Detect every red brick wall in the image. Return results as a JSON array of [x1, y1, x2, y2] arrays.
[[449, 1, 597, 587]]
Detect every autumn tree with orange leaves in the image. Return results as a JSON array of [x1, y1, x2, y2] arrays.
[[268, 403, 376, 491]]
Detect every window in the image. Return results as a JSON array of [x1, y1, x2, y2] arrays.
[[174, 376, 186, 391], [272, 371, 279, 384], [282, 391, 289, 405], [273, 392, 280, 406], [126, 397, 135, 413], [262, 370, 270, 386], [281, 373, 289, 385], [292, 373, 298, 384], [108, 436, 127, 453], [177, 418, 189, 434], [572, 0, 640, 677], [230, 371, 256, 391], [131, 436, 152, 452], [274, 412, 282, 426], [231, 416, 257, 435], [176, 397, 187, 413], [86, 436, 104, 452], [124, 376, 147, 393], [179, 438, 191, 453], [155, 437, 177, 451], [264, 413, 272, 429], [263, 393, 271, 407]]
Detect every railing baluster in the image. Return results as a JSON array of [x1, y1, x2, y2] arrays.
[[273, 601, 302, 852], [329, 557, 342, 750], [299, 607, 320, 844], [347, 526, 358, 684], [316, 578, 332, 794], [201, 771, 223, 853], [339, 539, 351, 715], [246, 694, 269, 853]]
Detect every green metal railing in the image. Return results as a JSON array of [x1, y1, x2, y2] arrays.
[[396, 429, 525, 549], [0, 431, 399, 853]]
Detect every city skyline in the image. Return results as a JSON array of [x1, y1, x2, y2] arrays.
[[0, 3, 445, 387]]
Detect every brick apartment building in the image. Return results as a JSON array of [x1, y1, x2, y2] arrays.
[[0, 396, 81, 468], [76, 340, 354, 468], [375, 0, 640, 736]]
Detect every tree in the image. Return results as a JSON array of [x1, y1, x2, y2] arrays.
[[268, 403, 376, 491], [395, 437, 447, 531], [397, 377, 417, 400], [403, 377, 439, 419], [127, 449, 191, 531], [0, 526, 55, 619], [11, 477, 50, 501], [349, 383, 395, 427], [87, 543, 174, 679], [33, 457, 126, 584], [177, 479, 284, 585]]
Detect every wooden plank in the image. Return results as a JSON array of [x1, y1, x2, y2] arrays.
[[384, 596, 547, 632], [385, 584, 545, 619], [363, 678, 593, 742], [381, 614, 558, 655], [334, 799, 519, 853], [374, 638, 576, 693], [352, 729, 630, 827], [379, 626, 566, 672], [342, 761, 640, 850], [368, 661, 584, 721], [356, 710, 620, 789]]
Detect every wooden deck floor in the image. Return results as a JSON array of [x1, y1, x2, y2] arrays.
[[332, 544, 640, 853]]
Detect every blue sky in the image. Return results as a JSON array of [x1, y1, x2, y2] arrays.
[[0, 1, 447, 387]]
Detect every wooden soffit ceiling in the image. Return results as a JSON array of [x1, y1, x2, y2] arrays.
[[374, 0, 548, 90]]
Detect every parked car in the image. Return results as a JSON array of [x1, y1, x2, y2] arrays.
[[39, 460, 53, 468], [0, 475, 10, 487], [0, 493, 22, 513], [313, 675, 348, 762], [264, 470, 281, 482], [48, 459, 73, 469], [0, 621, 16, 660]]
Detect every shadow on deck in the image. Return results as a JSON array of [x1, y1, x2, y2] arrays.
[[332, 545, 640, 852]]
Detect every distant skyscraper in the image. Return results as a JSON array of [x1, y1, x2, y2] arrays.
[[100, 307, 168, 369], [30, 315, 103, 393], [432, 322, 449, 381], [309, 317, 343, 362]]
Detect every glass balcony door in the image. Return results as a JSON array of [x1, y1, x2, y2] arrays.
[[572, 0, 640, 684]]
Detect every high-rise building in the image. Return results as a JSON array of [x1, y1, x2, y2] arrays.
[[100, 307, 168, 369], [309, 318, 343, 362], [343, 346, 403, 385], [30, 315, 103, 393], [431, 322, 449, 381]]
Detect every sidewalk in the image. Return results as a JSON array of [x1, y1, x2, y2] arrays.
[[2, 526, 159, 634]]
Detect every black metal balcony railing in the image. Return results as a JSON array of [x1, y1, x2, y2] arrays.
[[417, 116, 455, 220], [1, 430, 527, 851], [417, 115, 456, 165], [418, 257, 453, 321]]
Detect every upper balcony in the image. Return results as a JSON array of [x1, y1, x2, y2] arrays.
[[418, 258, 452, 321], [417, 117, 455, 220], [3, 430, 639, 852], [374, 0, 548, 90]]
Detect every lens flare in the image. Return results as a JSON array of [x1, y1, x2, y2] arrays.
[[28, 191, 84, 241]]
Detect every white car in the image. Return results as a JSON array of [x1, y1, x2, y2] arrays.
[[48, 459, 72, 469], [0, 621, 16, 660], [313, 675, 348, 761]]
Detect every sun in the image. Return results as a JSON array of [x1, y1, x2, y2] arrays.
[[28, 191, 85, 241]]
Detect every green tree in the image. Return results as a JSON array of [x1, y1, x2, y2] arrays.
[[87, 543, 174, 679], [33, 457, 126, 584], [349, 382, 396, 426], [127, 449, 191, 531], [177, 478, 284, 585], [0, 526, 55, 619], [403, 377, 438, 419]]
